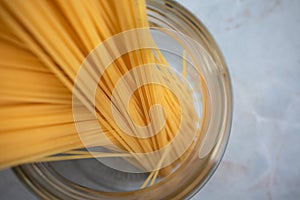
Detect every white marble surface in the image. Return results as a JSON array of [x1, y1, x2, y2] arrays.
[[0, 0, 299, 199], [180, 0, 300, 199]]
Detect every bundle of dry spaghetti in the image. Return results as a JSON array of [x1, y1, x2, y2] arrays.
[[0, 0, 204, 184]]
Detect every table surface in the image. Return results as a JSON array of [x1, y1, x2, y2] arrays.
[[1, 0, 299, 199]]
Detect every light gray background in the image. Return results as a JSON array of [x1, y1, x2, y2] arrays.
[[0, 0, 299, 199]]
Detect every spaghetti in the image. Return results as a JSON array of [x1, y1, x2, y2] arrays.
[[0, 0, 204, 186]]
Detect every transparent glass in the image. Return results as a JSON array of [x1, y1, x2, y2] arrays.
[[14, 0, 233, 199]]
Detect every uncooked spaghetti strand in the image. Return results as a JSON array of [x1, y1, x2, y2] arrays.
[[36, 152, 132, 163]]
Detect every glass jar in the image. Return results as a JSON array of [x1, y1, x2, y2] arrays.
[[14, 0, 232, 199]]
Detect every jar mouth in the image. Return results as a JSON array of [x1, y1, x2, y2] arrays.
[[14, 0, 233, 199]]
